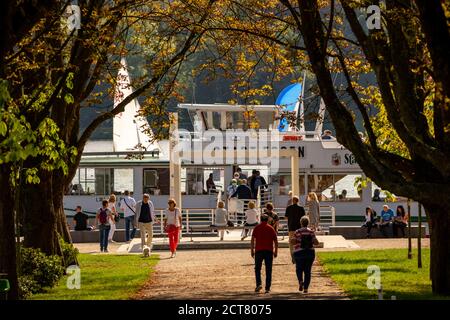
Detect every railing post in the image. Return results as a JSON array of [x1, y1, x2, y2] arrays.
[[186, 209, 190, 236], [331, 206, 335, 226], [160, 210, 164, 234]]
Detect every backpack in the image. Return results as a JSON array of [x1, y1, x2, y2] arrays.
[[254, 176, 263, 190], [300, 234, 313, 249], [99, 208, 108, 224]]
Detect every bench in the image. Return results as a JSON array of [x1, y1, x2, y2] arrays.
[[329, 225, 426, 239], [70, 229, 141, 243], [187, 224, 258, 241]]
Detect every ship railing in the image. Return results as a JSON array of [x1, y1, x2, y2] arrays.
[[177, 130, 323, 142], [153, 208, 216, 236], [302, 205, 336, 230]]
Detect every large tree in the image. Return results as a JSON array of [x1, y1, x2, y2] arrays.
[[207, 0, 449, 294], [0, 0, 61, 300], [1, 0, 217, 299]]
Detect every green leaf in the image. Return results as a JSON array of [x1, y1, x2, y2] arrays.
[[64, 93, 74, 105], [0, 121, 7, 136]]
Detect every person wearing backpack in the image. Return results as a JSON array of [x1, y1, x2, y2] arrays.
[[96, 200, 113, 252], [251, 171, 267, 199], [135, 194, 159, 250], [120, 190, 137, 242], [291, 216, 319, 294]]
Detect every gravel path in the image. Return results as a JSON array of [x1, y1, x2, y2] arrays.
[[133, 248, 348, 300]]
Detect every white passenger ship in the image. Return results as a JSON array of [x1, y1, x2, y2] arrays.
[[64, 59, 421, 225]]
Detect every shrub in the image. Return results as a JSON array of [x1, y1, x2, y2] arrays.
[[19, 246, 64, 298], [18, 275, 40, 299], [59, 238, 79, 268]]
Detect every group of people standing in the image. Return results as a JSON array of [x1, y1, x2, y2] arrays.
[[226, 168, 267, 200]]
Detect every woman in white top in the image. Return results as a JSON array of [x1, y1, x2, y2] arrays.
[[108, 194, 118, 242], [241, 201, 260, 240], [164, 199, 182, 258], [214, 201, 228, 241], [307, 192, 320, 231]]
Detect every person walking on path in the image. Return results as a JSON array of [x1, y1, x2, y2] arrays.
[[96, 200, 113, 252], [285, 196, 306, 263], [291, 216, 319, 294], [241, 201, 260, 240], [164, 199, 182, 258], [307, 192, 320, 231], [136, 194, 159, 250], [264, 203, 279, 233], [213, 201, 228, 241], [251, 214, 278, 294], [120, 190, 137, 242], [108, 194, 119, 242]]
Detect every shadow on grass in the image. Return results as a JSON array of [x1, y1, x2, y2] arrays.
[[322, 267, 412, 276]]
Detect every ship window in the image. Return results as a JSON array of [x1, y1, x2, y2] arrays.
[[270, 173, 306, 197], [371, 182, 405, 202], [143, 168, 170, 195], [181, 167, 224, 195], [309, 174, 362, 202], [68, 168, 133, 196]]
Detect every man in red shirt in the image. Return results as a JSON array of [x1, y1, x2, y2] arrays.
[[251, 214, 278, 293]]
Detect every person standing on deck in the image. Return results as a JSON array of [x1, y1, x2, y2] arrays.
[[236, 167, 247, 180], [232, 179, 252, 199], [164, 199, 182, 258], [251, 171, 267, 199], [227, 179, 238, 199], [307, 192, 320, 231], [264, 203, 279, 233], [135, 194, 159, 250], [285, 196, 306, 263], [251, 214, 278, 294], [206, 173, 216, 193], [119, 190, 137, 242]]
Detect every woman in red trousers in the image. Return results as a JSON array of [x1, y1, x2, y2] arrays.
[[164, 199, 182, 258]]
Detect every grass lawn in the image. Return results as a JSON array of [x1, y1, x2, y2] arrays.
[[318, 248, 449, 300], [30, 254, 159, 300]]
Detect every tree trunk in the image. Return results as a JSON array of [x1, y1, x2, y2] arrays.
[[52, 173, 71, 244], [427, 204, 450, 294], [22, 170, 61, 256], [0, 166, 19, 299]]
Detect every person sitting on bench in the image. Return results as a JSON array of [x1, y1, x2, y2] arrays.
[[378, 205, 394, 237], [241, 201, 260, 240], [73, 206, 93, 231], [361, 207, 377, 238], [393, 205, 408, 238]]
